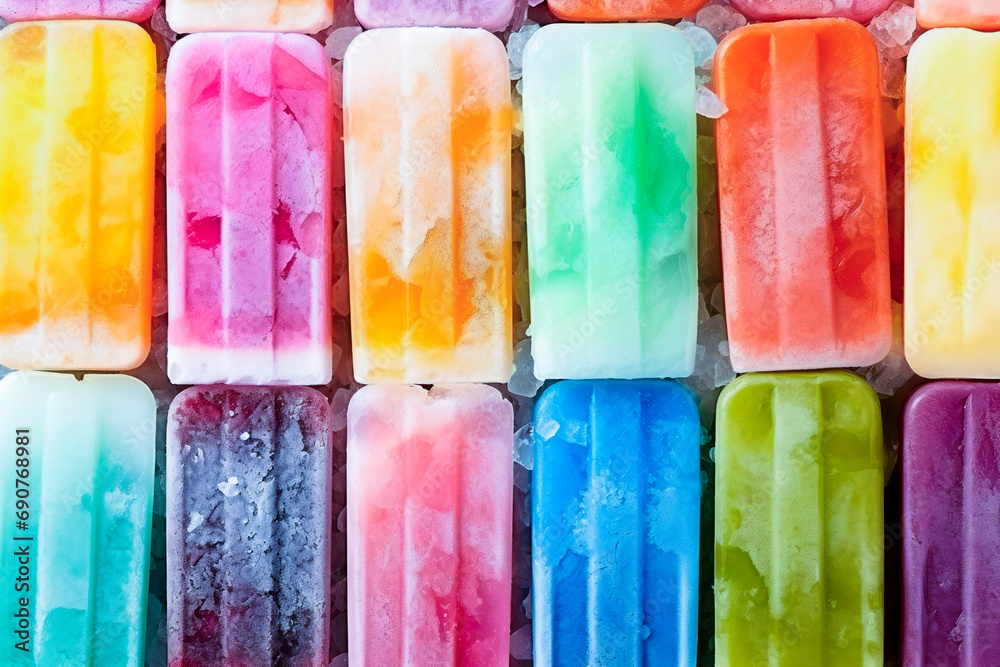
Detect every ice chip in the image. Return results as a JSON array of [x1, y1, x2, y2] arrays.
[[510, 624, 533, 660], [509, 339, 544, 398], [326, 26, 363, 61], [697, 85, 728, 119], [514, 423, 535, 470]]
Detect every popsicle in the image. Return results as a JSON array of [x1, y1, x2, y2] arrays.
[[0, 21, 156, 371], [354, 0, 515, 30], [165, 0, 333, 33], [347, 384, 513, 667], [903, 381, 1000, 664], [523, 25, 697, 381], [715, 371, 883, 665], [0, 371, 156, 666], [344, 28, 512, 384], [166, 33, 334, 386], [916, 0, 1000, 28], [167, 385, 332, 667], [532, 380, 701, 666], [714, 19, 891, 373], [0, 0, 160, 21], [727, 0, 894, 23], [547, 0, 709, 20], [905, 29, 1000, 378]]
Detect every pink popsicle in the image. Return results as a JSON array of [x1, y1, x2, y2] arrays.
[[347, 384, 513, 667], [728, 0, 894, 22], [354, 0, 515, 30], [0, 0, 160, 20], [166, 32, 334, 386]]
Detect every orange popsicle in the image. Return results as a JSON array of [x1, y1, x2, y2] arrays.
[[548, 0, 709, 20], [916, 0, 1000, 28], [714, 19, 891, 373]]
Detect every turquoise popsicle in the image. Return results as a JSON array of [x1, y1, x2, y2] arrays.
[[0, 372, 156, 666], [522, 24, 698, 381]]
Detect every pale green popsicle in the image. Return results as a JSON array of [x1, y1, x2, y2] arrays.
[[715, 371, 883, 666], [0, 372, 156, 666], [522, 24, 697, 381]]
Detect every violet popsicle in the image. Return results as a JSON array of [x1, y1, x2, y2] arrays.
[[354, 0, 515, 30], [903, 382, 1000, 665], [167, 386, 332, 667], [0, 0, 160, 20], [347, 384, 513, 667], [0, 372, 155, 666], [532, 380, 701, 666], [166, 32, 334, 386], [728, 0, 894, 22]]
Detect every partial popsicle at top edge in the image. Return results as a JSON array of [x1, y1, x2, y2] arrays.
[[344, 28, 513, 385], [165, 0, 333, 34], [166, 32, 334, 386], [532, 380, 701, 667], [714, 18, 891, 373], [167, 385, 332, 667], [347, 384, 513, 667], [548, 0, 709, 20], [0, 0, 160, 21], [354, 0, 515, 30], [0, 21, 156, 372], [916, 0, 1000, 29], [905, 29, 1000, 378], [903, 381, 1000, 665], [523, 24, 698, 381], [715, 371, 883, 666], [728, 0, 894, 23], [0, 371, 156, 667]]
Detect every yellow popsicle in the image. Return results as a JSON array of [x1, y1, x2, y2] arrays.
[[905, 28, 1000, 378], [0, 21, 155, 371]]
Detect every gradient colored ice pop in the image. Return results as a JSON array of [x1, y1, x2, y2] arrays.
[[344, 28, 512, 384], [728, 0, 894, 23], [166, 0, 333, 34], [903, 381, 1000, 665], [547, 0, 709, 20], [0, 21, 156, 371], [354, 0, 515, 30], [0, 0, 159, 20], [533, 380, 701, 666], [905, 29, 1000, 378], [347, 384, 513, 667], [916, 0, 1000, 28], [167, 386, 332, 667], [715, 371, 883, 665], [0, 372, 156, 667], [166, 33, 334, 386], [523, 24, 697, 381], [715, 19, 891, 373]]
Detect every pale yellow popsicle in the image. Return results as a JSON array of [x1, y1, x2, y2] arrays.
[[905, 28, 1000, 378]]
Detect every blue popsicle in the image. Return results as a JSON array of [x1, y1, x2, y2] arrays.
[[532, 380, 701, 667]]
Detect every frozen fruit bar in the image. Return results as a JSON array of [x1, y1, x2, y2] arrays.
[[714, 19, 891, 373], [916, 0, 1000, 28], [533, 380, 701, 666], [347, 384, 513, 667], [715, 371, 883, 665], [0, 21, 156, 371], [355, 0, 515, 30], [0, 0, 160, 21], [344, 28, 512, 384], [729, 0, 894, 23], [166, 33, 334, 386], [166, 0, 333, 33], [523, 24, 697, 380], [0, 372, 156, 666], [167, 386, 332, 667], [548, 0, 709, 20]]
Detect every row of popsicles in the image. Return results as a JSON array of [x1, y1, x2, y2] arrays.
[[1, 369, 992, 665], [4, 0, 1000, 30], [6, 18, 1000, 383]]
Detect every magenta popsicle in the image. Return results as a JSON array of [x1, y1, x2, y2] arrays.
[[354, 0, 515, 30], [903, 382, 1000, 665], [728, 0, 894, 21], [347, 384, 513, 667], [0, 0, 160, 20], [166, 32, 334, 386]]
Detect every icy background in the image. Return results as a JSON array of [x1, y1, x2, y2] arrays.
[[0, 0, 920, 664]]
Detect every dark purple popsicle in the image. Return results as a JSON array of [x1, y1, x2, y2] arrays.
[[903, 381, 1000, 665]]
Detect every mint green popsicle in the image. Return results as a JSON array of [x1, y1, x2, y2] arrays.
[[0, 372, 156, 666], [522, 24, 697, 381]]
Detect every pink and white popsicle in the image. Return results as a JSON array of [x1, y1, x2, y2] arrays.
[[347, 384, 513, 667], [166, 32, 334, 386]]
